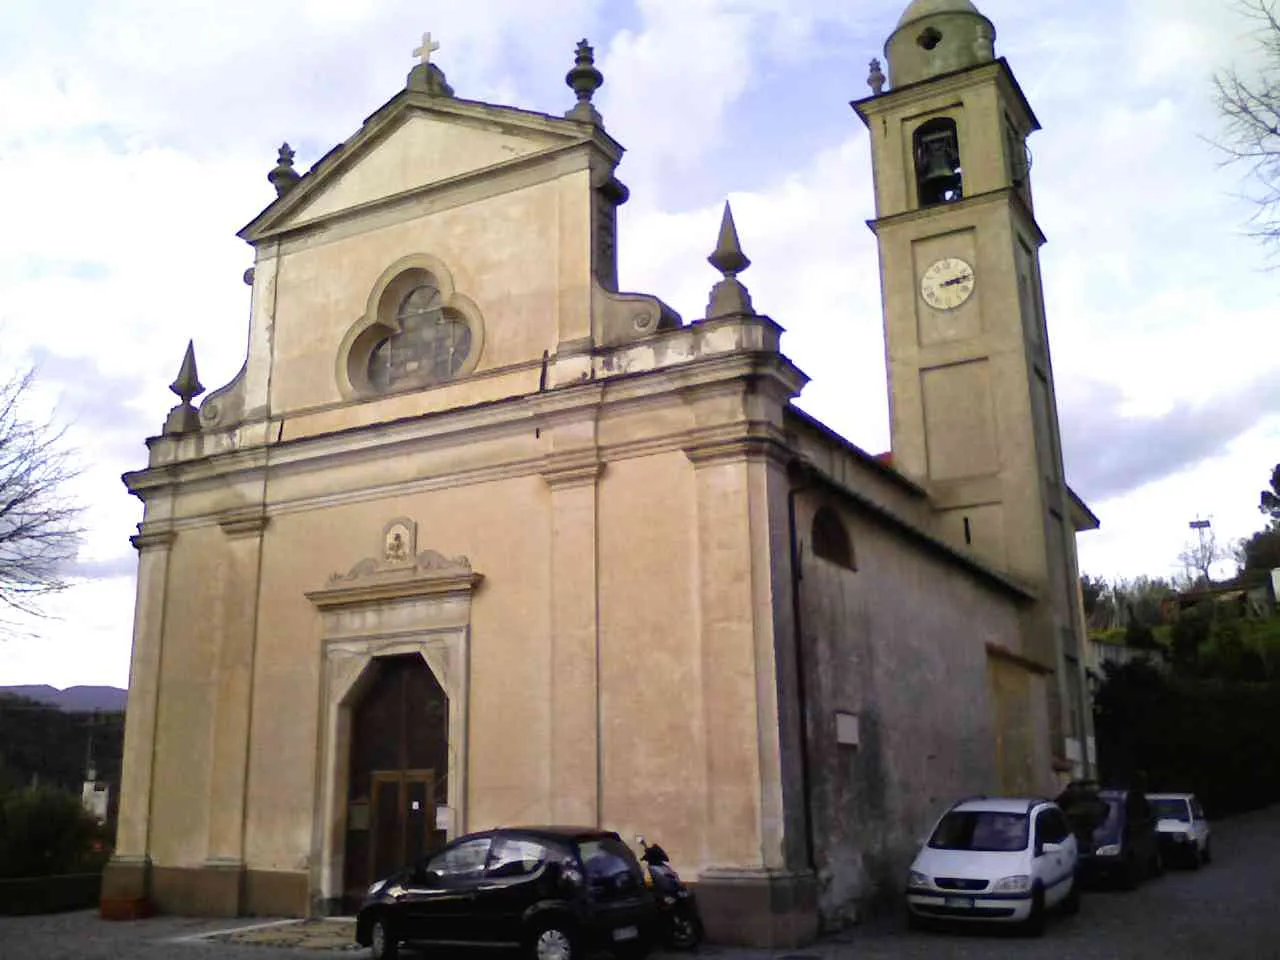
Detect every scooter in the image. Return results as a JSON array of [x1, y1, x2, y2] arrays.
[[636, 835, 703, 950]]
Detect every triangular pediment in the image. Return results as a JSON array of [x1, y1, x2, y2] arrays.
[[241, 94, 609, 241]]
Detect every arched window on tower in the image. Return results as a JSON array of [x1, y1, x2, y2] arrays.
[[914, 117, 963, 206], [812, 506, 855, 570]]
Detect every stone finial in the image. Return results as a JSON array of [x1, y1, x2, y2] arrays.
[[705, 201, 755, 320], [268, 143, 301, 197], [867, 58, 886, 95], [163, 340, 206, 436], [565, 39, 604, 124]]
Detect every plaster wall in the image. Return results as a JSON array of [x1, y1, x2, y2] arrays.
[[795, 493, 1039, 925], [597, 450, 707, 871], [294, 114, 561, 224], [263, 168, 589, 422]]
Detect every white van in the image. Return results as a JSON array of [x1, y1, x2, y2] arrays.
[[906, 796, 1080, 935]]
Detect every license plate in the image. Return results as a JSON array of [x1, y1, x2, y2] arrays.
[[944, 896, 974, 909], [612, 926, 639, 942]]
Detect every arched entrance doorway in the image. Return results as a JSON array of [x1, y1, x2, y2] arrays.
[[342, 654, 449, 906], [306, 525, 480, 916]]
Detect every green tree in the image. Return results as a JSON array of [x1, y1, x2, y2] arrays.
[[0, 786, 102, 879], [1238, 526, 1280, 574], [1260, 462, 1280, 527]]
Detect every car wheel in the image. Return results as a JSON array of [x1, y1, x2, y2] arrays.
[[529, 922, 577, 960], [1022, 887, 1046, 937], [1062, 874, 1081, 916], [1202, 841, 1212, 865], [369, 915, 398, 960]]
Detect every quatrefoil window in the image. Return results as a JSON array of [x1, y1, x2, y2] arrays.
[[368, 278, 474, 391], [338, 254, 485, 399]]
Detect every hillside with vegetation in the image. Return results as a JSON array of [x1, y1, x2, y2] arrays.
[[1087, 464, 1280, 816]]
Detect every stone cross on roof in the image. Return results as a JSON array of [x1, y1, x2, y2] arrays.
[[413, 31, 440, 67]]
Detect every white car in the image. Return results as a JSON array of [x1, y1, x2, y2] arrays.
[[905, 796, 1080, 935], [1147, 792, 1212, 867]]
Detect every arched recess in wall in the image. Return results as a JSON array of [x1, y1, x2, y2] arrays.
[[812, 505, 856, 570]]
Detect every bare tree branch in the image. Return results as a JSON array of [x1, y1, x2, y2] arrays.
[[1213, 1, 1280, 249], [0, 367, 83, 632]]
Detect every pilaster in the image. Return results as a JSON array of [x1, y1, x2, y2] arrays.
[[542, 446, 603, 825], [684, 432, 790, 873], [204, 509, 270, 879], [113, 526, 177, 861]]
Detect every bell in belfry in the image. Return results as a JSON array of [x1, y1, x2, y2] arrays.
[[915, 125, 963, 205]]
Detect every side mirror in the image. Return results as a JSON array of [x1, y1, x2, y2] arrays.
[[1040, 841, 1063, 855]]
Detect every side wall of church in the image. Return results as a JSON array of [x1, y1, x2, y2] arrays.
[[795, 492, 1036, 925]]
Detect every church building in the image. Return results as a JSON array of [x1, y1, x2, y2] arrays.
[[103, 0, 1098, 945]]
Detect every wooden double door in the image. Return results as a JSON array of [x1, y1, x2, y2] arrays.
[[344, 655, 449, 906]]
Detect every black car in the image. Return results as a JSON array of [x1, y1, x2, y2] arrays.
[[1056, 783, 1161, 889], [355, 826, 658, 960]]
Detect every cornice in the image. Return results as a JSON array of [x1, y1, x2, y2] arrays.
[[683, 424, 792, 467], [868, 186, 1046, 246], [217, 509, 271, 539], [306, 572, 484, 609], [541, 453, 604, 489], [130, 528, 176, 552], [851, 58, 1040, 133]]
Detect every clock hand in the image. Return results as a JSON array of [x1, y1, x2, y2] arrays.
[[939, 273, 973, 287]]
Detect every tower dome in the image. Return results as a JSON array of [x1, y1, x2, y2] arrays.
[[885, 0, 995, 88]]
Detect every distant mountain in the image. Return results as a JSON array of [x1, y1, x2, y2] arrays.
[[0, 685, 127, 713]]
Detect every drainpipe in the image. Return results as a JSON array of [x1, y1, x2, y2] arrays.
[[786, 462, 816, 872]]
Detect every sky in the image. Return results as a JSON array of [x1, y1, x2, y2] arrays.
[[1, 0, 1276, 689]]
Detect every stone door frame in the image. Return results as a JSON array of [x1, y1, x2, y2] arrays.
[[305, 524, 481, 913]]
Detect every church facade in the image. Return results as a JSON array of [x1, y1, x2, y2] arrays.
[[102, 0, 1097, 946]]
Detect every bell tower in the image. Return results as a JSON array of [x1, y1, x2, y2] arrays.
[[853, 0, 1093, 780]]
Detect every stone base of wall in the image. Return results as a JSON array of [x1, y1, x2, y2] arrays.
[[100, 897, 155, 921], [104, 862, 309, 919], [101, 857, 153, 921], [694, 868, 819, 948], [244, 869, 309, 917]]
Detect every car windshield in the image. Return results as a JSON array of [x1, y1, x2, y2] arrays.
[[1150, 798, 1191, 821], [577, 837, 644, 897], [928, 811, 1029, 852], [1062, 796, 1121, 842]]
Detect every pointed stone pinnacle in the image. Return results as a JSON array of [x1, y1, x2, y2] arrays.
[[169, 340, 205, 404], [704, 201, 755, 320], [708, 201, 750, 278]]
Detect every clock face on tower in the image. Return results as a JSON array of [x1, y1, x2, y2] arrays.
[[920, 257, 976, 311]]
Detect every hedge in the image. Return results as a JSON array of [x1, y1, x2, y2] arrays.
[[1094, 661, 1280, 817], [0, 871, 103, 915]]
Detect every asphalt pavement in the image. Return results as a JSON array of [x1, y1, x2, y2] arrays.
[[3, 803, 1278, 960]]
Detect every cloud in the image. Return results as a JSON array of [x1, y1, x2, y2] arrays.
[[66, 555, 136, 582], [1062, 375, 1280, 503]]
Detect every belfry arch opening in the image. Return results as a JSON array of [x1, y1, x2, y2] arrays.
[[914, 117, 963, 206]]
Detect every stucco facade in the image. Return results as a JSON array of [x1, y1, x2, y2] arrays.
[[103, 6, 1094, 946]]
